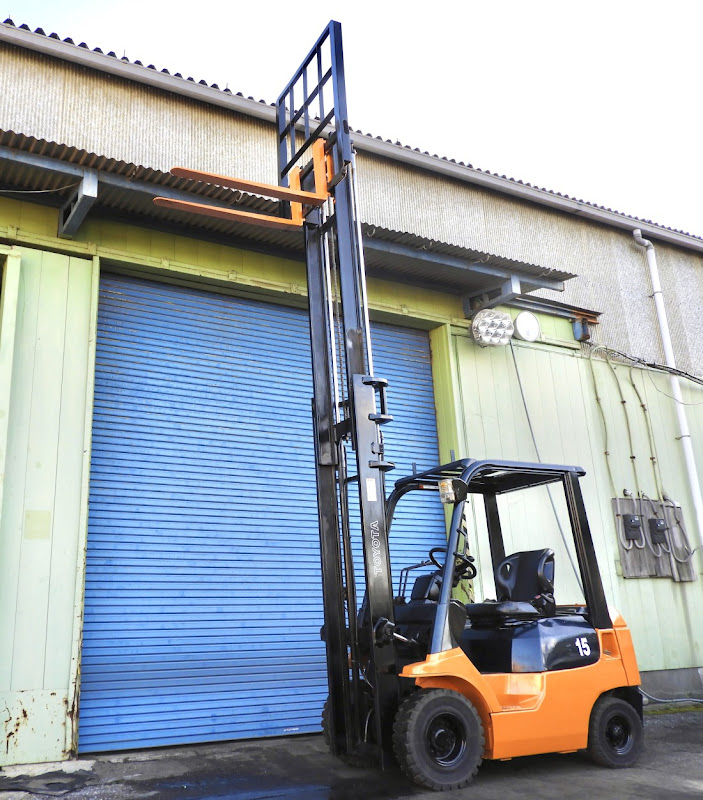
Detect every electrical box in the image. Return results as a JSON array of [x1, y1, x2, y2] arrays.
[[623, 514, 642, 541], [612, 497, 696, 582], [648, 517, 667, 544]]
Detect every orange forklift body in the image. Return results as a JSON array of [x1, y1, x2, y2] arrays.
[[401, 612, 640, 760]]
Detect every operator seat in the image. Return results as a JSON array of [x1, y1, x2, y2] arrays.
[[465, 548, 556, 626], [393, 570, 442, 626], [394, 570, 467, 648], [409, 571, 442, 602], [496, 549, 556, 615]]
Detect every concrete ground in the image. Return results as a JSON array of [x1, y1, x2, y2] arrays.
[[1, 709, 702, 800]]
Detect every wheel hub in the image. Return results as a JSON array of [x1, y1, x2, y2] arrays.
[[427, 714, 466, 766], [606, 715, 632, 752]]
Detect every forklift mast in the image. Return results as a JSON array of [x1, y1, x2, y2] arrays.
[[276, 22, 399, 762], [154, 21, 400, 764]]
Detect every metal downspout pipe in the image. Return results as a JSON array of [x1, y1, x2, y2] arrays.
[[632, 229, 703, 565]]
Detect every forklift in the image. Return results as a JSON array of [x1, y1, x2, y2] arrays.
[[154, 21, 643, 791], [375, 459, 643, 788]]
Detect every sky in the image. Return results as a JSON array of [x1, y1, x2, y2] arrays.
[[8, 0, 703, 237]]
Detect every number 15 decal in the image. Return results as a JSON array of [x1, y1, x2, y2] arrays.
[[575, 637, 591, 657], [575, 636, 591, 657]]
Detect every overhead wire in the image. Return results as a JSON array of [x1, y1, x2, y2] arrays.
[[627, 367, 695, 562], [602, 348, 651, 551], [0, 182, 80, 194], [661, 498, 696, 564], [587, 346, 620, 499], [628, 366, 665, 500], [645, 369, 703, 406], [584, 341, 703, 388], [602, 348, 644, 501]]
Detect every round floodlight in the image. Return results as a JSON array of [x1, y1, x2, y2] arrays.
[[471, 309, 514, 347], [513, 311, 541, 342]]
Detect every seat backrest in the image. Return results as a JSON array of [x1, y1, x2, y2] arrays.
[[410, 571, 442, 602], [495, 549, 555, 608]]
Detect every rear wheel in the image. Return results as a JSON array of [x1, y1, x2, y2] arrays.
[[588, 695, 643, 767], [393, 689, 484, 791]]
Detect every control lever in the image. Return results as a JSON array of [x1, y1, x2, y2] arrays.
[[373, 617, 418, 647]]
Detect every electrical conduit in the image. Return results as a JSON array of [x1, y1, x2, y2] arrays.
[[632, 229, 703, 566]]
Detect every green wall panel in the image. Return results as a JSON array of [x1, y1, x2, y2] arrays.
[[0, 247, 96, 765], [451, 332, 703, 672]]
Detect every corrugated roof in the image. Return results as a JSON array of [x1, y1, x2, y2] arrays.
[[361, 227, 575, 289], [0, 130, 573, 296], [1, 131, 273, 205], [2, 17, 700, 245]]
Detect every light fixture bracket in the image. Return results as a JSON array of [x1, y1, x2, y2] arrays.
[[462, 274, 522, 317]]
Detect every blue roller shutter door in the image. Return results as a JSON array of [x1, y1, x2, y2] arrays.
[[79, 274, 445, 752]]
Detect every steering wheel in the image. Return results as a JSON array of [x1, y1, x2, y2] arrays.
[[429, 547, 477, 581], [429, 547, 447, 569]]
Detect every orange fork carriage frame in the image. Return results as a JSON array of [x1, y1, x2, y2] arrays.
[[387, 460, 641, 761], [154, 137, 332, 231]]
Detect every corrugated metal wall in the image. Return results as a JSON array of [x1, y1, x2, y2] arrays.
[[356, 154, 703, 376], [2, 42, 702, 374], [79, 274, 445, 752], [0, 44, 277, 184], [453, 332, 703, 673]]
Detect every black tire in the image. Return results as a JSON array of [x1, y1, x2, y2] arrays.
[[588, 695, 643, 768], [393, 689, 484, 791]]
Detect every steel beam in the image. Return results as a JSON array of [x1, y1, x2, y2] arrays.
[[363, 237, 567, 291], [0, 145, 88, 179], [510, 295, 600, 323], [0, 145, 265, 214], [463, 274, 524, 317], [58, 169, 97, 238]]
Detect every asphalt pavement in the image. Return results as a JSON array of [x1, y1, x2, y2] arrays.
[[1, 709, 702, 800]]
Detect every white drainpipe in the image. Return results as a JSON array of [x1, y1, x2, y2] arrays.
[[633, 228, 703, 564]]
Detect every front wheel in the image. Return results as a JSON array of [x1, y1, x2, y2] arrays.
[[587, 695, 643, 768], [393, 689, 484, 791]]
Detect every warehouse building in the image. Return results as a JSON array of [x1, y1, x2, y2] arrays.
[[0, 19, 702, 766]]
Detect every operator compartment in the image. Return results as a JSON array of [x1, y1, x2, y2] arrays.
[[386, 460, 605, 676], [462, 546, 599, 672], [391, 552, 600, 674]]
